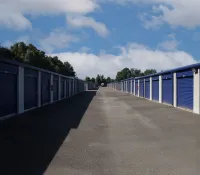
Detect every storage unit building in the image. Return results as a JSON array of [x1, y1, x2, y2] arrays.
[[162, 73, 173, 105], [177, 69, 193, 110]]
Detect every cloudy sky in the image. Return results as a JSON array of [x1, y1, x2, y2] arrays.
[[1, 0, 200, 78]]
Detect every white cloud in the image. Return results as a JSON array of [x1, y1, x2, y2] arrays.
[[51, 42, 197, 78], [139, 13, 164, 29], [0, 0, 98, 30], [2, 0, 200, 30], [67, 16, 109, 37], [39, 28, 79, 53], [138, 0, 200, 28], [106, 0, 200, 29], [158, 34, 179, 51], [79, 46, 91, 53]]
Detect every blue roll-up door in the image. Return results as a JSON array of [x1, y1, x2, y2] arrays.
[[66, 79, 69, 97], [61, 78, 65, 99], [135, 80, 138, 96], [41, 72, 51, 105], [128, 80, 130, 93], [162, 73, 173, 105], [152, 76, 159, 101], [71, 80, 73, 95], [77, 80, 79, 93], [68, 79, 71, 97], [145, 78, 150, 99], [24, 68, 38, 110], [75, 79, 78, 93], [139, 79, 144, 97], [177, 70, 193, 110], [127, 80, 129, 92], [53, 75, 59, 101], [0, 63, 18, 117], [132, 79, 134, 94]]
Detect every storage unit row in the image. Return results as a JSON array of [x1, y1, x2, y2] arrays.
[[108, 63, 200, 114], [0, 60, 85, 119]]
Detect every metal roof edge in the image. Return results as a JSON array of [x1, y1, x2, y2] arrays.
[[0, 58, 83, 81], [120, 62, 200, 81]]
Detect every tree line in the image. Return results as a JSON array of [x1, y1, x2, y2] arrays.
[[115, 68, 157, 81], [86, 68, 157, 86], [0, 42, 76, 77], [85, 75, 115, 86]]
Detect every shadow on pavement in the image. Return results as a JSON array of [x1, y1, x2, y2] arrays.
[[0, 91, 97, 175]]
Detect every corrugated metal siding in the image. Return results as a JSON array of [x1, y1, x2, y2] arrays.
[[41, 72, 51, 105], [24, 68, 38, 110], [135, 80, 138, 96], [77, 80, 79, 93], [139, 79, 144, 97], [152, 76, 159, 101], [177, 70, 193, 78], [60, 79, 65, 98], [0, 63, 18, 117], [162, 74, 173, 105], [66, 79, 69, 97], [177, 70, 193, 110], [53, 75, 59, 101], [145, 79, 150, 99], [127, 80, 129, 92], [128, 80, 131, 93], [132, 79, 134, 93], [71, 80, 73, 95], [74, 79, 77, 94]]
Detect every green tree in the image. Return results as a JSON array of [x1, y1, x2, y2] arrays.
[[106, 77, 112, 83], [3, 42, 76, 77], [115, 68, 157, 81], [91, 78, 96, 84], [96, 74, 101, 86], [143, 69, 157, 76], [116, 68, 132, 81], [85, 77, 91, 82], [130, 68, 143, 77], [0, 46, 14, 60]]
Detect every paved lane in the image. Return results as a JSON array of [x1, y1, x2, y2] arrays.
[[45, 88, 200, 175]]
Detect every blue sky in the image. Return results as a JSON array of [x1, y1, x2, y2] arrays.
[[1, 0, 200, 78]]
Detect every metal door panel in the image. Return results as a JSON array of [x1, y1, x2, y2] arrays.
[[0, 72, 17, 117], [152, 77, 159, 101], [177, 77, 193, 110], [145, 81, 150, 99], [139, 80, 144, 97], [162, 74, 173, 105]]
